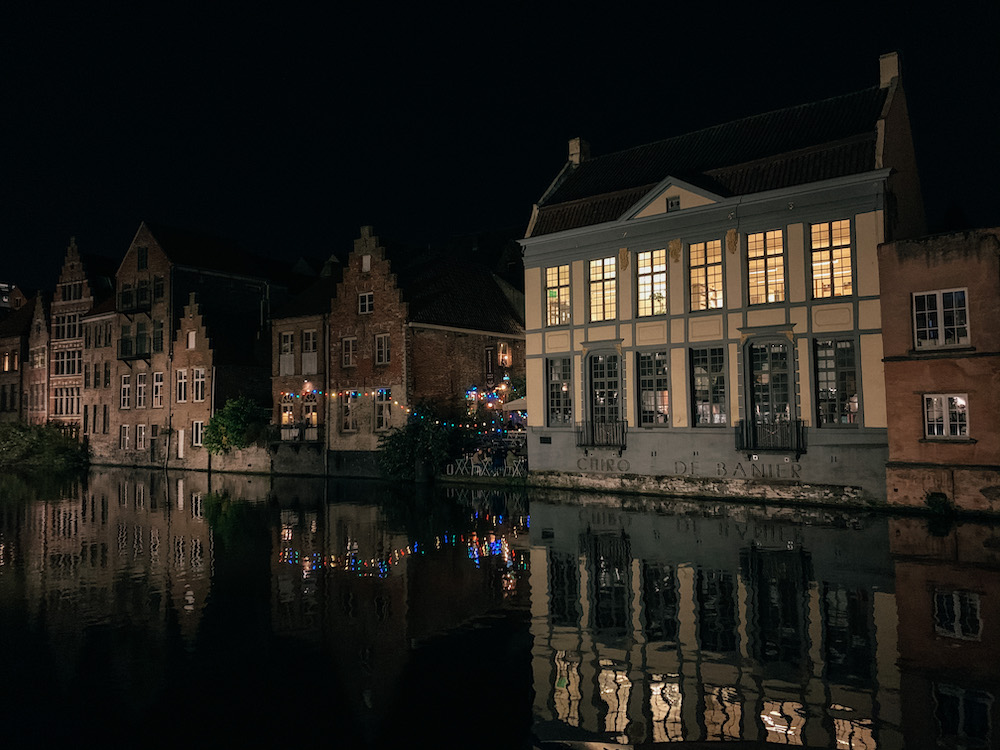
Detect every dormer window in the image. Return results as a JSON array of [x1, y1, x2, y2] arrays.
[[666, 195, 680, 212]]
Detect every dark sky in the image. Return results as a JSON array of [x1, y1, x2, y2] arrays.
[[3, 4, 999, 292]]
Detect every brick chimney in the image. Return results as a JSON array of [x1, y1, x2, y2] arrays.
[[879, 51, 900, 88], [568, 137, 590, 165]]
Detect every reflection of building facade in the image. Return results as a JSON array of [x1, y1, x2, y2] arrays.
[[529, 499, 900, 746], [519, 53, 924, 502], [880, 228, 1000, 512], [892, 518, 1000, 749]]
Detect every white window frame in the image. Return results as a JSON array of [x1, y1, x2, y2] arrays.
[[545, 264, 571, 326], [637, 249, 667, 317], [374, 388, 391, 431], [375, 333, 390, 365], [176, 369, 188, 403], [119, 424, 130, 450], [342, 391, 359, 433], [192, 368, 206, 402], [359, 292, 374, 314], [934, 589, 981, 640], [924, 393, 969, 439], [135, 372, 147, 408], [136, 424, 146, 450], [913, 288, 970, 350], [588, 257, 616, 322], [342, 337, 357, 368], [120, 374, 131, 409], [192, 420, 204, 447], [153, 372, 164, 408]]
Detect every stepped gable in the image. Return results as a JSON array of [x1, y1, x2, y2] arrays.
[[531, 86, 888, 237]]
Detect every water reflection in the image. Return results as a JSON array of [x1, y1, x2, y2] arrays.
[[1, 470, 999, 748], [528, 494, 1000, 748]]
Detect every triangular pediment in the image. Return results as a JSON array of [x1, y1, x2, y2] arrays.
[[627, 177, 724, 220]]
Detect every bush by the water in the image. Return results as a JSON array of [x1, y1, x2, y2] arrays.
[[377, 414, 475, 480], [0, 422, 89, 473]]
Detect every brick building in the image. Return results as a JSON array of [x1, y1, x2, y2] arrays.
[[316, 226, 525, 474], [25, 294, 50, 425], [86, 222, 280, 468], [0, 295, 35, 423], [879, 227, 1000, 512], [80, 297, 116, 446]]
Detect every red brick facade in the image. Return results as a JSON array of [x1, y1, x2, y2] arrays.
[[879, 228, 1000, 511]]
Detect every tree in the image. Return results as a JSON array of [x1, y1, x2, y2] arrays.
[[202, 396, 269, 454]]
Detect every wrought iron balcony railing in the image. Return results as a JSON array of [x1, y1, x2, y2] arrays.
[[118, 335, 151, 361], [576, 420, 628, 451], [735, 418, 807, 458]]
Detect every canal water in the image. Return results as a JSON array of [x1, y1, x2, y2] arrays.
[[1, 469, 997, 748]]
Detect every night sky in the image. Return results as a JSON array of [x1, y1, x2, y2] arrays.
[[3, 4, 999, 292]]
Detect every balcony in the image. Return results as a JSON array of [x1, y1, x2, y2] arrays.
[[576, 420, 628, 453], [735, 418, 807, 458], [280, 425, 321, 442], [118, 335, 151, 361]]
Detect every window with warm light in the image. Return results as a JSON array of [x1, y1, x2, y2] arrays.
[[924, 393, 968, 438], [638, 351, 669, 426], [546, 265, 571, 326], [637, 249, 667, 317], [589, 257, 616, 321], [811, 220, 852, 298], [689, 240, 723, 310], [281, 394, 295, 425], [546, 358, 572, 426], [691, 347, 726, 425], [747, 230, 785, 304], [814, 339, 858, 426], [913, 289, 969, 349], [303, 393, 319, 427]]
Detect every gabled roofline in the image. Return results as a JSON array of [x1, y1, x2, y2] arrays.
[[622, 176, 726, 220]]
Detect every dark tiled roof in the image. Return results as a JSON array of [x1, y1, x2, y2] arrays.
[[144, 222, 278, 281], [0, 295, 36, 337], [270, 271, 341, 320], [530, 86, 888, 237]]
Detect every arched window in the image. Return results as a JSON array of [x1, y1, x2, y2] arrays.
[[280, 394, 295, 426]]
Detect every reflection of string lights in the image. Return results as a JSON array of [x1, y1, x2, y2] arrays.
[[276, 514, 528, 579]]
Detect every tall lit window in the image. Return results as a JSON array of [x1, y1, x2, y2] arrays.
[[589, 257, 616, 322], [546, 265, 571, 326], [689, 240, 723, 310], [176, 369, 188, 403], [924, 394, 968, 439], [913, 289, 969, 349], [637, 249, 667, 317], [375, 333, 390, 365], [192, 368, 206, 401], [546, 358, 572, 426], [281, 394, 295, 425], [814, 339, 858, 426], [375, 388, 391, 431], [303, 393, 319, 427], [638, 351, 669, 426], [747, 230, 785, 304], [691, 347, 726, 425], [811, 220, 852, 298]]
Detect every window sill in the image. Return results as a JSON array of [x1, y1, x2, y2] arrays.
[[919, 437, 977, 444]]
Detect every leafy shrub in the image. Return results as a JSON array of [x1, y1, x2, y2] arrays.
[[377, 412, 475, 481], [0, 422, 89, 474], [202, 396, 270, 455]]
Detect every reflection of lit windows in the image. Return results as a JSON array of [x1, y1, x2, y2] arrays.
[[914, 289, 969, 349], [546, 265, 571, 326], [934, 683, 993, 748], [589, 257, 616, 322], [637, 249, 667, 317], [689, 239, 723, 310], [552, 650, 582, 726], [598, 659, 631, 738], [811, 220, 852, 298], [924, 393, 969, 439], [748, 229, 785, 304], [761, 700, 806, 745], [832, 716, 876, 750], [704, 685, 741, 741], [935, 589, 981, 640], [650, 674, 683, 742]]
